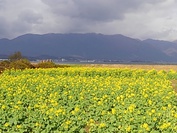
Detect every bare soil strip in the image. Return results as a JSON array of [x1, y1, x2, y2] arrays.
[[83, 64, 177, 71]]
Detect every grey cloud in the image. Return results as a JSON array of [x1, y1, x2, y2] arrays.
[[0, 0, 4, 9], [9, 10, 44, 37], [11, 22, 30, 34], [0, 0, 45, 38], [18, 10, 43, 24], [41, 0, 164, 21], [0, 17, 9, 38], [0, 0, 6, 7], [0, 0, 176, 41]]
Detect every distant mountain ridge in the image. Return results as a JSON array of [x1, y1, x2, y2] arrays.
[[143, 39, 177, 59], [0, 33, 177, 62]]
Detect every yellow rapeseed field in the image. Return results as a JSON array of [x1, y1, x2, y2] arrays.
[[0, 67, 177, 132]]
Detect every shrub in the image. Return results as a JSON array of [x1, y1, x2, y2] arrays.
[[0, 60, 10, 66], [9, 59, 35, 69], [0, 60, 10, 72], [35, 61, 58, 68]]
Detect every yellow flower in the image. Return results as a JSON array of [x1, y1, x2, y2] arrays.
[[1, 105, 6, 109], [101, 110, 106, 115], [35, 122, 40, 127], [98, 101, 102, 105], [89, 119, 94, 123], [49, 108, 54, 112], [148, 100, 152, 105], [174, 113, 177, 118], [56, 109, 63, 113], [158, 113, 161, 116], [111, 108, 116, 115], [162, 106, 166, 111], [168, 104, 172, 108], [143, 94, 148, 98], [4, 122, 9, 127], [128, 104, 136, 112], [17, 101, 22, 104], [49, 116, 53, 119], [14, 105, 19, 109], [68, 95, 72, 99], [65, 120, 71, 125], [99, 123, 106, 128], [153, 117, 157, 121], [126, 126, 131, 132], [74, 107, 80, 112], [142, 123, 150, 131], [151, 109, 155, 113], [16, 125, 21, 129], [130, 118, 134, 121], [160, 123, 171, 130], [116, 96, 120, 101]]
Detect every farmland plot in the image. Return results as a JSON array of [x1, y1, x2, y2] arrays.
[[0, 68, 177, 132]]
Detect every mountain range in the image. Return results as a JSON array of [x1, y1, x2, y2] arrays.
[[0, 33, 177, 63]]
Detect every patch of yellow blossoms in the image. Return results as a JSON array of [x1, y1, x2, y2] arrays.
[[0, 67, 176, 132]]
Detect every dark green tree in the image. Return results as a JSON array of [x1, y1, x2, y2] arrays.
[[8, 51, 23, 62]]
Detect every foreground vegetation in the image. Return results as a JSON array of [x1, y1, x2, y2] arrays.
[[0, 59, 71, 73], [0, 51, 71, 73], [0, 67, 177, 132]]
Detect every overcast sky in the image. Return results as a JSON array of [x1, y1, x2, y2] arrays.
[[0, 0, 177, 41]]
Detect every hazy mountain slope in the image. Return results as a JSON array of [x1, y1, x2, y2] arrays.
[[143, 39, 177, 59], [0, 33, 175, 62]]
